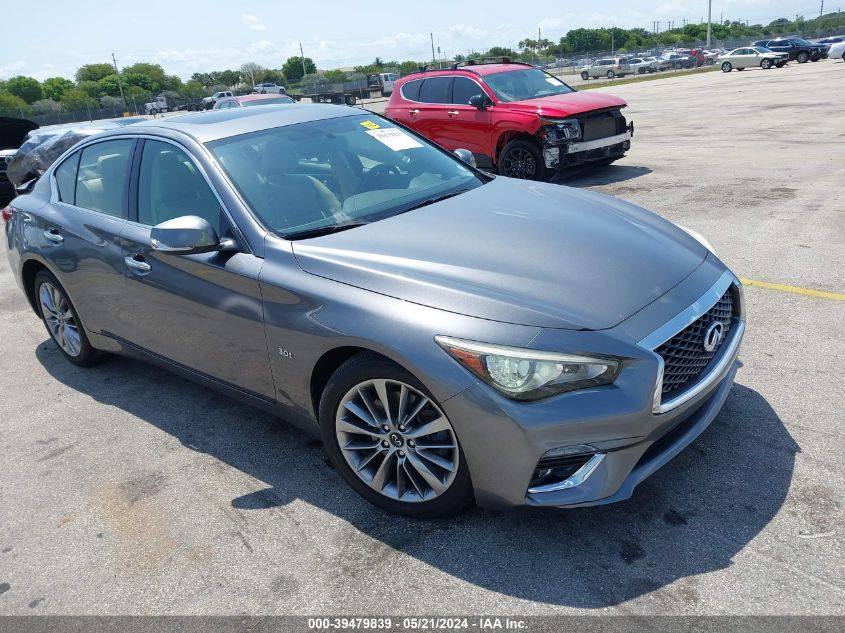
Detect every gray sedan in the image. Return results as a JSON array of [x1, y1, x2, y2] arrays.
[[2, 105, 745, 517]]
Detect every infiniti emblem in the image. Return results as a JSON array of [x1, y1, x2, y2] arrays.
[[703, 321, 725, 353], [388, 432, 405, 448]]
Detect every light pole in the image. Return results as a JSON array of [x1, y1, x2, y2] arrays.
[[706, 0, 712, 47]]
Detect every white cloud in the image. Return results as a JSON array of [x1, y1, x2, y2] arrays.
[[242, 13, 267, 31]]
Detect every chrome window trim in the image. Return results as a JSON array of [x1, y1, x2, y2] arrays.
[[48, 133, 252, 254], [638, 269, 745, 414], [527, 453, 606, 494]]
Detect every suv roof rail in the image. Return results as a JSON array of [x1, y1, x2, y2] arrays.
[[405, 58, 534, 77]]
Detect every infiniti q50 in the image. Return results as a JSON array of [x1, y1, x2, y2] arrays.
[[2, 105, 745, 516]]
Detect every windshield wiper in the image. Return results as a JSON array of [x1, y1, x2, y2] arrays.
[[401, 189, 470, 214], [283, 221, 368, 240]]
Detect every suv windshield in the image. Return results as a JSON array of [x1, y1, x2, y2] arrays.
[[208, 115, 484, 239], [483, 68, 575, 102]]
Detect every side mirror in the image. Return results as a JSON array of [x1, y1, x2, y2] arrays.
[[468, 94, 491, 110], [453, 148, 477, 168], [150, 215, 235, 255]]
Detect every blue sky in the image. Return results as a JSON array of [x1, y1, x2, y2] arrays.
[[1, 0, 827, 80]]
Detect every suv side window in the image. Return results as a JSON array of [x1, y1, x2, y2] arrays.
[[137, 139, 224, 235], [452, 77, 483, 105], [401, 79, 422, 101], [74, 139, 134, 218], [54, 151, 80, 204], [418, 77, 453, 104]]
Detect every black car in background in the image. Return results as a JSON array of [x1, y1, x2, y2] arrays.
[[753, 38, 827, 63], [0, 117, 38, 208]]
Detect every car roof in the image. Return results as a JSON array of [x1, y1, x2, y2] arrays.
[[237, 93, 290, 103], [103, 104, 364, 143]]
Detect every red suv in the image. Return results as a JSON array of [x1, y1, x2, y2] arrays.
[[384, 60, 633, 180]]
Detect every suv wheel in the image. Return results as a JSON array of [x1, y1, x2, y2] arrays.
[[498, 138, 547, 180], [796, 51, 809, 63], [319, 354, 473, 517], [606, 69, 615, 79], [34, 270, 106, 367], [761, 58, 773, 69], [721, 62, 732, 72]]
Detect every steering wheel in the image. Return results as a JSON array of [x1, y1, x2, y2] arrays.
[[358, 163, 404, 193]]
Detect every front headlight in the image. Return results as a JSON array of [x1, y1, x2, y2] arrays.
[[435, 336, 620, 401], [538, 116, 582, 141]]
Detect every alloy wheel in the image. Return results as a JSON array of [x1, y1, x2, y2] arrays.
[[39, 282, 81, 357], [335, 379, 459, 503], [500, 147, 536, 179]]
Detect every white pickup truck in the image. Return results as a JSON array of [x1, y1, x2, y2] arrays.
[[201, 90, 234, 110]]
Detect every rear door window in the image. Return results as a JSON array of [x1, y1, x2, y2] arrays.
[[418, 77, 453, 104], [54, 151, 80, 204], [74, 139, 134, 218]]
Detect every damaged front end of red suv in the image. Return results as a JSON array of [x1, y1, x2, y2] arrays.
[[536, 109, 634, 172]]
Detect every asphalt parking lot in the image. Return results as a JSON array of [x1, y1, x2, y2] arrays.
[[1, 59, 843, 615]]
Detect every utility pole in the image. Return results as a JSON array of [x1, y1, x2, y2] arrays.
[[299, 42, 307, 78], [431, 33, 436, 64], [111, 52, 127, 111], [706, 0, 712, 47], [820, 0, 824, 18]]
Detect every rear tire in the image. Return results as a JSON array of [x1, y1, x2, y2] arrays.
[[498, 138, 547, 181], [319, 353, 473, 518], [34, 270, 106, 367], [607, 70, 615, 79], [580, 71, 589, 80], [797, 51, 809, 63]]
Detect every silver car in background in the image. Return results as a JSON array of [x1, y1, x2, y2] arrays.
[[2, 105, 745, 517]]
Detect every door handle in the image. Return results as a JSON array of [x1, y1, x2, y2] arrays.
[[447, 110, 459, 116], [125, 255, 151, 273], [43, 229, 64, 244], [409, 109, 420, 115]]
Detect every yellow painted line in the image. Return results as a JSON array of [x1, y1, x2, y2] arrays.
[[739, 277, 845, 301]]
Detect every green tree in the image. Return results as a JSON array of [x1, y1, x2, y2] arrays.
[[41, 77, 74, 102], [181, 80, 207, 99], [323, 69, 348, 83], [75, 63, 114, 83], [96, 74, 122, 97], [99, 95, 124, 109], [282, 56, 316, 82], [60, 88, 97, 111], [77, 80, 102, 98], [219, 70, 241, 88], [31, 98, 63, 114], [5, 76, 42, 104], [485, 46, 519, 59], [0, 91, 32, 115]]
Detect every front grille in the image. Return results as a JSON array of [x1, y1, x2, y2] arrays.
[[656, 289, 735, 398], [581, 110, 625, 141]]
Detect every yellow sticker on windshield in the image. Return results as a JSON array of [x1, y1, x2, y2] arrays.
[[360, 120, 381, 130]]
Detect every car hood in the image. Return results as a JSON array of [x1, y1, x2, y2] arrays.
[[500, 91, 627, 118], [292, 179, 707, 330]]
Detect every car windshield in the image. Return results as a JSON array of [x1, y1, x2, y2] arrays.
[[243, 97, 294, 106], [483, 68, 574, 102], [208, 114, 484, 239]]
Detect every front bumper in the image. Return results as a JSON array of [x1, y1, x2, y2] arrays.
[[542, 122, 634, 170], [440, 262, 744, 510]]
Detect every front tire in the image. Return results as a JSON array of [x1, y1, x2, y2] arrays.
[[722, 62, 732, 72], [34, 271, 105, 367], [761, 58, 773, 69], [319, 354, 473, 517], [498, 138, 547, 181]]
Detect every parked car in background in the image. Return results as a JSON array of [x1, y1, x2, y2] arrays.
[[813, 36, 844, 46], [213, 94, 296, 109], [0, 117, 38, 207], [580, 57, 632, 79], [661, 52, 695, 69], [252, 83, 286, 94], [752, 38, 826, 63], [828, 40, 845, 61], [639, 56, 661, 71], [202, 90, 234, 110], [625, 58, 656, 74], [385, 60, 633, 180], [2, 104, 744, 517], [719, 47, 787, 72]]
